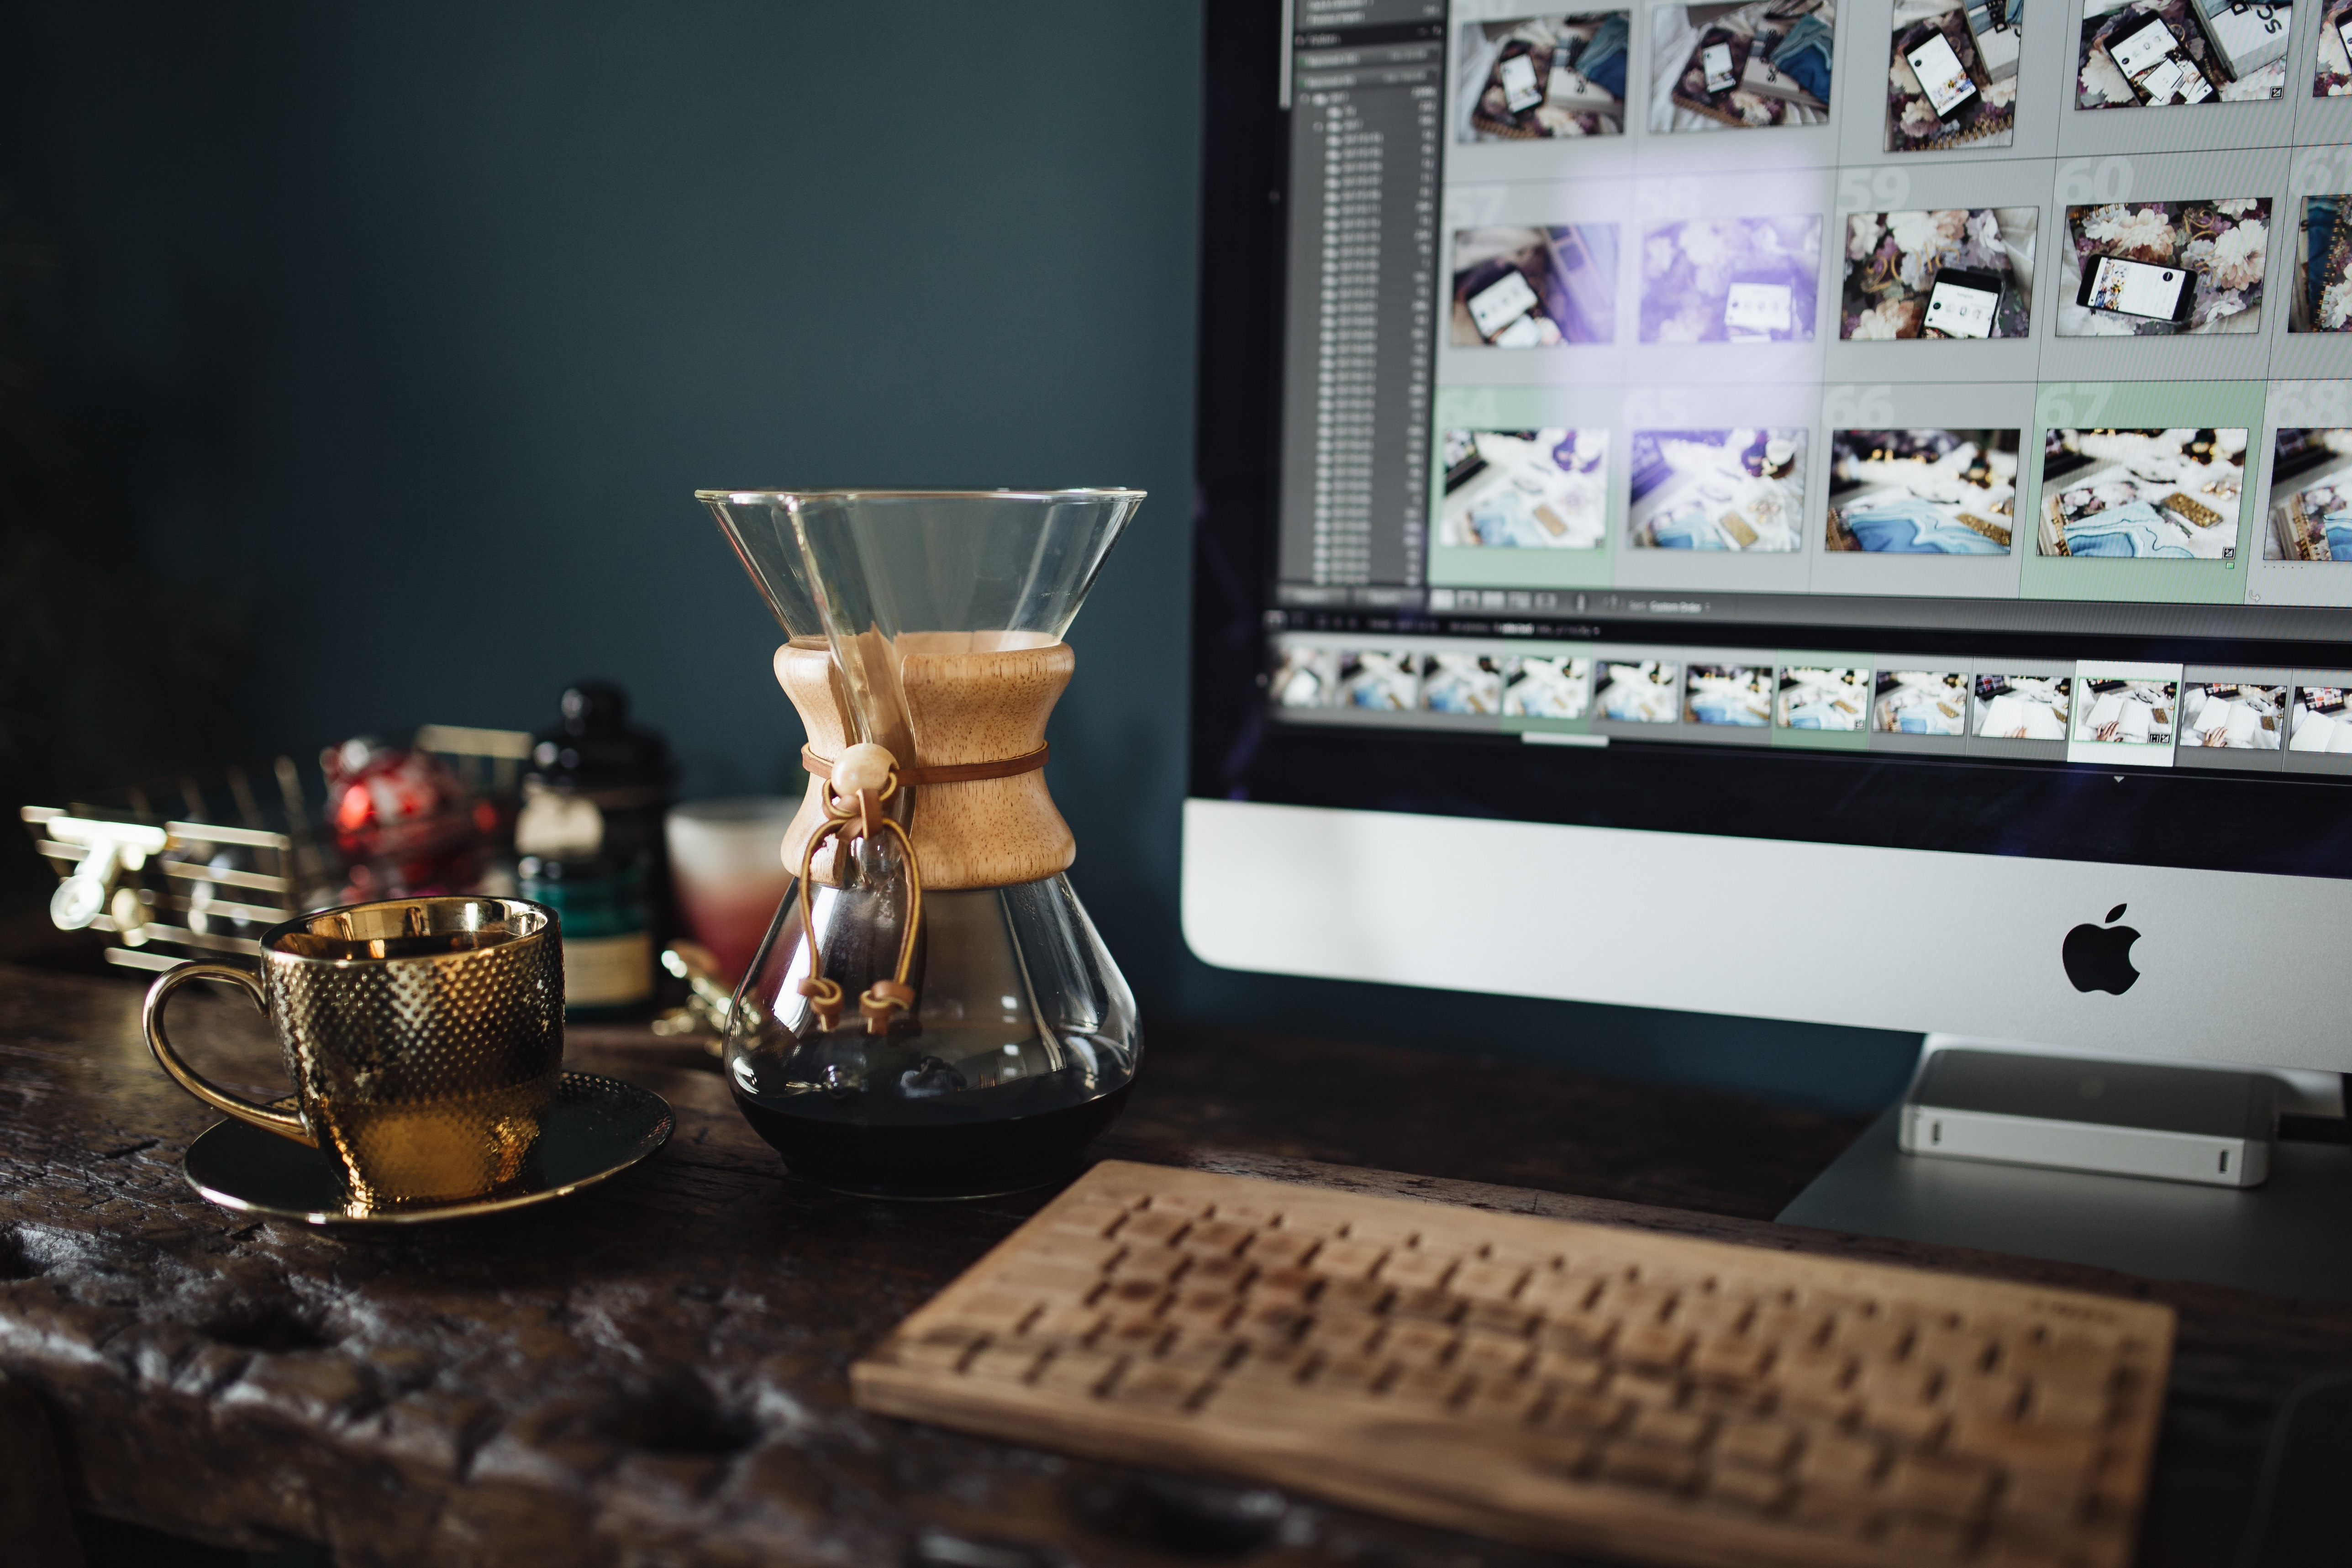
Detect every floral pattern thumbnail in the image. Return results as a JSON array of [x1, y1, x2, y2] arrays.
[[1841, 208, 2035, 339], [1885, 0, 2018, 151], [1641, 216, 1822, 342], [2056, 198, 2271, 336]]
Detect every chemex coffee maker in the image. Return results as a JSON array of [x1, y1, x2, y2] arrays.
[[697, 489, 1145, 1198]]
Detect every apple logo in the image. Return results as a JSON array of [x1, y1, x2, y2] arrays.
[[2063, 904, 2142, 995]]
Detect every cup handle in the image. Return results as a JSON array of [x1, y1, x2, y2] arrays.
[[141, 963, 316, 1146]]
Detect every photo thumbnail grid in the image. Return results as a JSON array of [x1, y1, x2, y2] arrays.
[[1266, 633, 2352, 770], [1427, 3, 2352, 602]]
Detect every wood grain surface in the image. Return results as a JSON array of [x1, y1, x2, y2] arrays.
[[0, 962, 2345, 1566], [855, 1164, 2176, 1568], [777, 636, 1077, 891]]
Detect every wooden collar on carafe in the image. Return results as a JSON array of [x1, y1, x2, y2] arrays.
[[800, 743, 1050, 787]]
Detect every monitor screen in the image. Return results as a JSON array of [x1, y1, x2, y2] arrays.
[[1195, 0, 2352, 889]]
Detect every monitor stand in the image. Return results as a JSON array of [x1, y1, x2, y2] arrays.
[[1778, 1035, 2352, 1304]]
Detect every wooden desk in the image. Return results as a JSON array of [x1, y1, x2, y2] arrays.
[[1, 963, 2345, 1566]]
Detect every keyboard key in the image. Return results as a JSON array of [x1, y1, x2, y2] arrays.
[[1626, 1406, 1710, 1450], [1855, 1361, 1938, 1407], [1689, 1335, 1769, 1384], [1536, 1313, 1616, 1356], [1862, 1400, 1947, 1446], [1598, 1441, 1700, 1491], [1457, 1332, 1532, 1379], [1162, 1332, 1242, 1374], [1947, 1415, 2101, 1479], [1100, 1279, 1168, 1323], [1024, 1234, 1122, 1272], [1706, 1464, 1789, 1512], [1306, 1312, 1384, 1355], [1047, 1201, 1129, 1238], [1379, 1250, 1456, 1291], [2027, 1379, 2112, 1430], [1164, 1289, 1241, 1331], [1452, 1261, 1526, 1302], [1310, 1239, 1386, 1281], [1247, 1264, 1320, 1303], [1610, 1366, 1681, 1405], [1543, 1389, 1629, 1436], [954, 1293, 1040, 1337], [1108, 1249, 1186, 1285], [1463, 1378, 1544, 1425], [1714, 1417, 1798, 1471], [1944, 1370, 2024, 1421], [1247, 1231, 1319, 1268], [1026, 1303, 1104, 1343], [1673, 1294, 1751, 1337], [1596, 1281, 1675, 1324], [968, 1343, 1045, 1384], [1226, 1343, 1309, 1384], [1120, 1210, 1189, 1244], [1311, 1352, 1385, 1395], [1321, 1278, 1393, 1315], [1465, 1299, 1537, 1337], [1036, 1347, 1120, 1396], [1112, 1363, 1203, 1410], [1390, 1288, 1463, 1326], [1101, 1320, 1169, 1356], [1379, 1322, 1457, 1367], [1617, 1322, 1695, 1370], [1186, 1255, 1251, 1291], [1386, 1365, 1465, 1410], [1532, 1349, 1606, 1391], [1181, 1220, 1255, 1258], [1751, 1305, 1830, 1348], [1833, 1315, 1912, 1360], [1883, 1452, 1994, 1521], [1795, 1432, 1883, 1489], [1519, 1271, 1600, 1316], [1232, 1300, 1308, 1344], [898, 1329, 980, 1372], [1913, 1325, 1994, 1374]]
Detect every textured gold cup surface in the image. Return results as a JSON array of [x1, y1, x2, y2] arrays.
[[257, 896, 566, 1205]]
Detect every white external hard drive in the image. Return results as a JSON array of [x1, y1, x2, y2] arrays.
[[1899, 1048, 2278, 1187]]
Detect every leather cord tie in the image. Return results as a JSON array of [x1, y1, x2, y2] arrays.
[[800, 743, 1048, 787], [793, 743, 923, 1037]]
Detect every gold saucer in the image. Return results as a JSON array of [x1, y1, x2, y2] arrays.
[[182, 1072, 673, 1227]]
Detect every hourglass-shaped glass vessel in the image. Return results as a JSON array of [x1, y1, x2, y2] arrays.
[[697, 489, 1144, 1198]]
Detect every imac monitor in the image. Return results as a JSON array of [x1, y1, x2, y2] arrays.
[[1184, 0, 2352, 1093]]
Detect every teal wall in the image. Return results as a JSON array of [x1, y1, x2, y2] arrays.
[[4, 2, 1918, 1115]]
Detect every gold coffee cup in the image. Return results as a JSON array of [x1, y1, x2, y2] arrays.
[[142, 896, 565, 1206]]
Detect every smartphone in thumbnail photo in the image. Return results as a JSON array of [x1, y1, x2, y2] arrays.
[[1922, 267, 2005, 337], [2078, 254, 2197, 326], [1906, 29, 1978, 117]]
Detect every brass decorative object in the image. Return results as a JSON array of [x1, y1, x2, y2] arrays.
[[181, 1073, 673, 1228], [20, 727, 531, 975], [143, 895, 566, 1208]]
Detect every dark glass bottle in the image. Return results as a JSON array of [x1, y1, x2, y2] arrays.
[[517, 682, 673, 1019]]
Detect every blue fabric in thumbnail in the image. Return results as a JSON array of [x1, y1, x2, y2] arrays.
[[1770, 15, 1834, 101], [2326, 514, 2352, 558], [1648, 509, 1727, 549], [1690, 695, 1766, 726], [2063, 501, 2192, 558], [1845, 500, 2007, 554], [1577, 14, 1630, 99]]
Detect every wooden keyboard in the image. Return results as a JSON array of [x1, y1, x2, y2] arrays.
[[852, 1163, 2176, 1568]]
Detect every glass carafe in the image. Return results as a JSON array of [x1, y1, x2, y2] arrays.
[[697, 489, 1145, 1197]]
